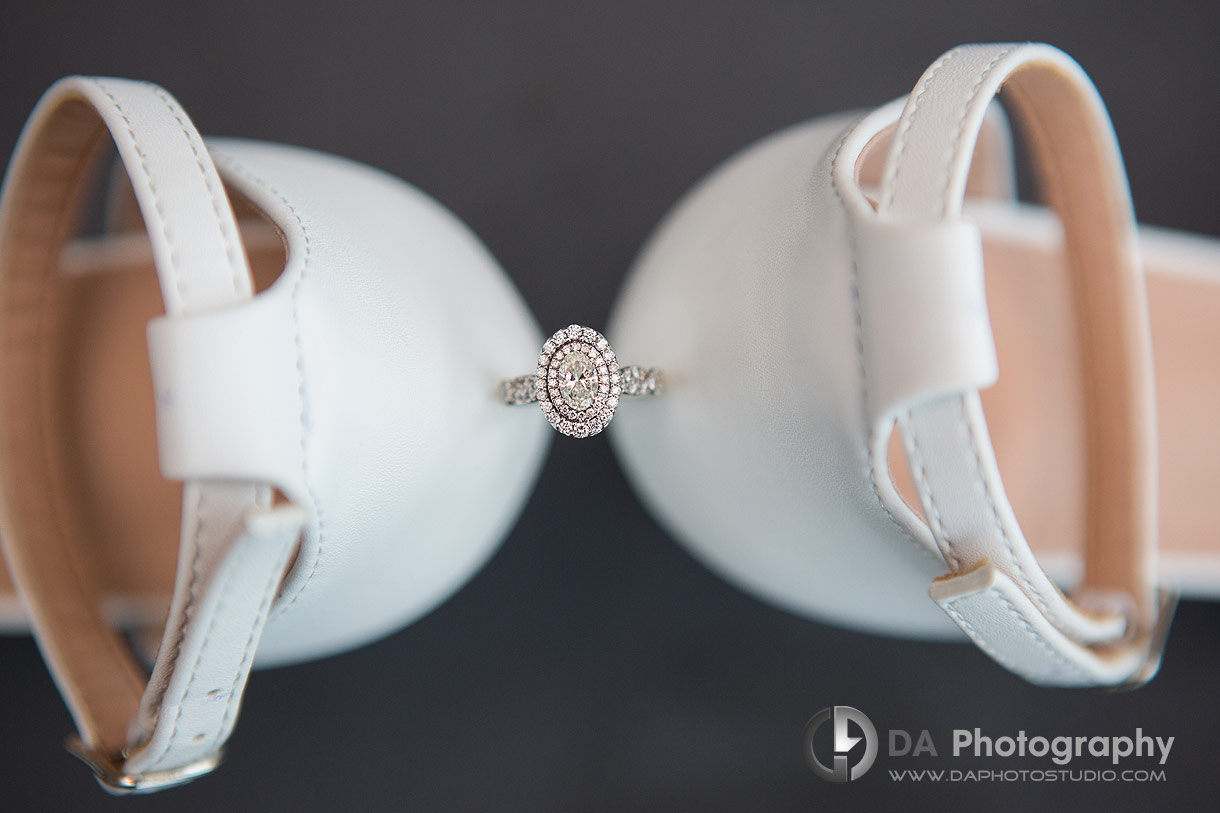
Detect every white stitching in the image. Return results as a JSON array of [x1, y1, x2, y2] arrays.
[[88, 79, 186, 304], [148, 86, 244, 294], [955, 397, 1060, 629], [210, 529, 297, 750], [143, 489, 207, 734], [208, 150, 324, 620], [881, 47, 961, 210], [940, 49, 1012, 219], [828, 130, 941, 563], [942, 603, 1021, 673], [902, 409, 959, 570], [989, 589, 1091, 681], [142, 503, 253, 770], [944, 588, 1092, 684]]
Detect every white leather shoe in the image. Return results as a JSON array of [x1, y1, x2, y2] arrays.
[[0, 77, 548, 791], [608, 42, 1214, 688]]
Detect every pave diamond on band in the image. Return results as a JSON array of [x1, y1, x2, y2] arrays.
[[498, 325, 664, 438]]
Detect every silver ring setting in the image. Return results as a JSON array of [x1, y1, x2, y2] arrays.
[[499, 324, 663, 438]]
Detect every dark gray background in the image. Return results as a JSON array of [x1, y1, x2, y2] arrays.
[[2, 2, 1218, 810]]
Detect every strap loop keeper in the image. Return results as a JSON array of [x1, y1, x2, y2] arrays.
[[856, 216, 997, 425], [147, 293, 300, 485]]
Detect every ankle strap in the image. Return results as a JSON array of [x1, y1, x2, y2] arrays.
[[0, 77, 304, 791], [863, 44, 1168, 685]]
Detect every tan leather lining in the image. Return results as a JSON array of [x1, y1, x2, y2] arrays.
[[890, 222, 1220, 568], [0, 95, 145, 753], [999, 68, 1155, 616], [0, 225, 283, 600]]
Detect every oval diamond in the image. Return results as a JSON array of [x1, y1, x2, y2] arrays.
[[535, 325, 621, 437], [557, 352, 598, 410]]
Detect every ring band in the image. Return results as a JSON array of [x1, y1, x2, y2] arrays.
[[499, 324, 664, 438]]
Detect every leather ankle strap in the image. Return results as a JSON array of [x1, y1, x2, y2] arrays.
[[0, 77, 304, 791], [859, 44, 1166, 685]]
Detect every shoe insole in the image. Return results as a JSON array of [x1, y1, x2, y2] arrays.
[[0, 212, 285, 630], [887, 200, 1220, 596]]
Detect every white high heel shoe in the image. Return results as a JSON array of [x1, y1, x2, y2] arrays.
[[608, 42, 1217, 688], [0, 77, 548, 791]]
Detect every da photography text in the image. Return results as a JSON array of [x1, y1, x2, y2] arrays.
[[803, 706, 1173, 784]]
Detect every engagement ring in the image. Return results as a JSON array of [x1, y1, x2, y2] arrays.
[[499, 325, 663, 438]]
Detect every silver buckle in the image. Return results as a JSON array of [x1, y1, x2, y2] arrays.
[[66, 736, 223, 794], [1110, 589, 1179, 692]]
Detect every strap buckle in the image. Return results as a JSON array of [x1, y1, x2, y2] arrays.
[[65, 736, 223, 794], [1111, 589, 1179, 692]]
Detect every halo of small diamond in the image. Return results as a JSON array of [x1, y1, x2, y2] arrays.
[[537, 325, 620, 437]]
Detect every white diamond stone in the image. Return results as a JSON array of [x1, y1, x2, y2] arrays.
[[557, 353, 598, 410]]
